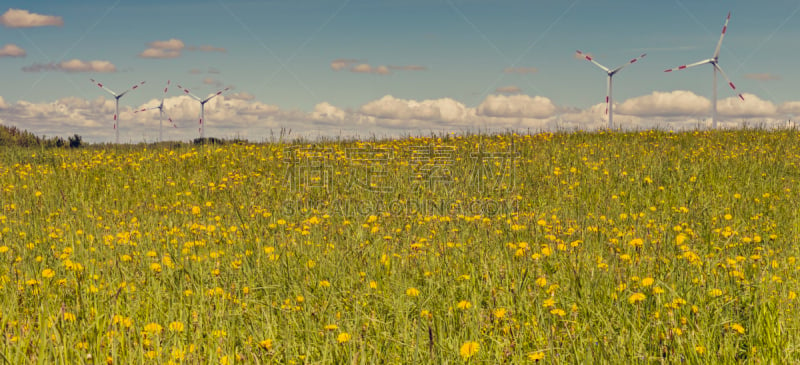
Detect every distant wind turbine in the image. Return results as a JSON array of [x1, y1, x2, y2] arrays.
[[664, 12, 744, 129], [134, 80, 176, 142], [90, 78, 146, 144], [175, 83, 230, 139], [575, 50, 646, 129]]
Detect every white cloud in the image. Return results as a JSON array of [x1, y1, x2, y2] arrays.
[[140, 38, 185, 58], [496, 86, 521, 94], [718, 93, 777, 118], [351, 64, 390, 75], [311, 102, 347, 123], [360, 95, 471, 125], [779, 101, 800, 116], [0, 96, 7, 109], [331, 59, 358, 71], [616, 90, 710, 117], [22, 59, 116, 73], [149, 38, 185, 50], [0, 43, 25, 57], [0, 8, 63, 28], [476, 94, 556, 119], [139, 48, 181, 59], [227, 92, 255, 101]]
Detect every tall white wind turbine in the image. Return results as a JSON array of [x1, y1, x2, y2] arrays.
[[134, 80, 176, 142], [664, 12, 744, 129], [576, 51, 646, 129], [175, 83, 230, 139], [90, 79, 146, 144]]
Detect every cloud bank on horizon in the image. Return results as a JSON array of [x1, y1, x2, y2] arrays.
[[1, 1, 799, 142]]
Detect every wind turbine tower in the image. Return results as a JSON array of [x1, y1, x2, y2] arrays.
[[176, 84, 231, 139], [90, 79, 146, 144], [575, 51, 646, 129], [664, 12, 744, 129], [135, 80, 176, 142]]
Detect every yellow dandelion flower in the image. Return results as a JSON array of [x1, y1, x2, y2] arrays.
[[144, 322, 163, 335], [336, 332, 351, 344], [459, 341, 479, 359], [319, 280, 331, 288], [550, 308, 566, 317], [628, 292, 646, 304], [42, 269, 55, 279], [168, 321, 184, 332], [259, 339, 273, 350], [493, 308, 507, 319], [629, 238, 644, 248], [730, 323, 745, 335], [406, 287, 420, 297], [457, 300, 472, 310], [324, 324, 338, 331], [640, 277, 654, 287], [695, 346, 705, 355], [528, 351, 545, 361], [709, 289, 723, 297], [535, 277, 547, 287]]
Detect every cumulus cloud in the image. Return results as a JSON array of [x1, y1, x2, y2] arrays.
[[331, 59, 359, 71], [503, 67, 538, 74], [0, 96, 7, 109], [360, 95, 471, 124], [0, 43, 25, 57], [352, 64, 390, 75], [227, 92, 254, 101], [745, 73, 780, 81], [139, 39, 224, 59], [779, 101, 800, 115], [139, 48, 181, 59], [139, 38, 185, 58], [0, 8, 63, 28], [718, 93, 777, 118], [311, 102, 347, 123], [22, 59, 116, 73], [616, 90, 711, 117], [477, 94, 556, 119], [496, 86, 521, 94]]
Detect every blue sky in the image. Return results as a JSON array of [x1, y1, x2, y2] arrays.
[[1, 0, 800, 142]]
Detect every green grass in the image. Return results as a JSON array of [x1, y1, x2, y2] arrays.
[[1, 129, 799, 363]]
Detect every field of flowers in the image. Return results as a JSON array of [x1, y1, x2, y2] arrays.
[[1, 130, 800, 363]]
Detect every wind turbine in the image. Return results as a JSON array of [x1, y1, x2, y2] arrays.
[[134, 80, 176, 142], [576, 50, 646, 129], [175, 83, 230, 139], [664, 12, 744, 129], [90, 78, 146, 144]]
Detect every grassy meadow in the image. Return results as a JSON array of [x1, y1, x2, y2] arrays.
[[1, 129, 800, 363]]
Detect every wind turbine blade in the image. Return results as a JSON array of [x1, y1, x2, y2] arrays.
[[714, 64, 744, 100], [610, 53, 646, 74], [202, 87, 232, 103], [90, 78, 118, 97], [176, 83, 202, 101], [714, 12, 731, 59], [664, 59, 713, 72], [117, 81, 146, 98], [133, 106, 159, 114], [576, 50, 610, 72]]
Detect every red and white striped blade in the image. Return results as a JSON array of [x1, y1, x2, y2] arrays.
[[664, 59, 712, 72], [714, 64, 744, 101], [117, 81, 146, 98], [576, 50, 610, 73], [202, 86, 232, 103], [176, 83, 202, 101], [714, 12, 731, 60], [610, 53, 646, 74], [90, 78, 118, 97]]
